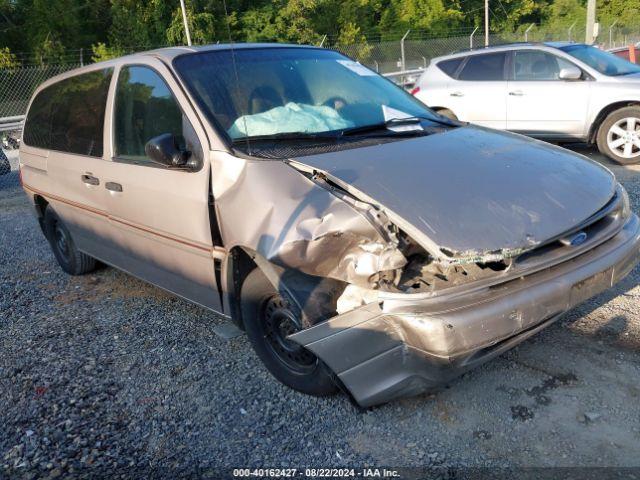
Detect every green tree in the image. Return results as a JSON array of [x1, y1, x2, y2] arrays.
[[0, 46, 19, 68], [379, 0, 465, 36], [166, 3, 216, 45], [108, 0, 173, 49], [540, 0, 585, 32], [336, 22, 373, 61], [34, 34, 67, 64], [273, 0, 323, 44], [90, 42, 124, 62], [598, 0, 640, 29], [2, 0, 640, 66], [241, 4, 280, 42]]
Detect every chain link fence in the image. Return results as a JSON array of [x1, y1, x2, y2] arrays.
[[332, 28, 640, 74], [0, 64, 80, 191], [0, 64, 81, 118]]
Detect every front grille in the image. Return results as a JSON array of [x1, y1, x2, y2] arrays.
[[514, 189, 625, 269]]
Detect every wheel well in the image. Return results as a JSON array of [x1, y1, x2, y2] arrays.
[[228, 247, 258, 330], [589, 101, 640, 143], [227, 247, 347, 331], [33, 195, 49, 232], [33, 194, 48, 218]]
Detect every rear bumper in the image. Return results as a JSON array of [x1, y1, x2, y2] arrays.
[[290, 214, 640, 407]]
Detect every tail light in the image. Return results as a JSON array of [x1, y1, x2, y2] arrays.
[[410, 86, 420, 95]]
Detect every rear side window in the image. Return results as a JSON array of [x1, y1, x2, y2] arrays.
[[23, 69, 112, 156], [437, 58, 463, 78], [458, 52, 507, 81]]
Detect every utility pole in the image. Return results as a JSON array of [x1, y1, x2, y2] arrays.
[[484, 0, 489, 46], [180, 0, 192, 46], [585, 0, 596, 44]]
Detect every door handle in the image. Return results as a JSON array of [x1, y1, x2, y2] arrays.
[[509, 90, 524, 96], [81, 174, 99, 186], [450, 91, 464, 97], [105, 182, 123, 193]]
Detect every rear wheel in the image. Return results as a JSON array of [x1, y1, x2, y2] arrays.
[[241, 268, 338, 396], [43, 207, 96, 275], [436, 108, 458, 121], [596, 106, 640, 164]]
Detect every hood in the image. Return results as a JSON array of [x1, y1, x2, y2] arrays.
[[291, 126, 616, 260]]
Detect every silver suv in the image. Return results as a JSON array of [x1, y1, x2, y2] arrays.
[[413, 42, 640, 164]]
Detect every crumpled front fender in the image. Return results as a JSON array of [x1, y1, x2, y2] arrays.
[[211, 151, 405, 287]]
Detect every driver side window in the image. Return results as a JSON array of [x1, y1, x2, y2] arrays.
[[513, 50, 576, 81], [114, 66, 192, 164]]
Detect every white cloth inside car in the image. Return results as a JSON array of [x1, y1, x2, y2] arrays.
[[228, 102, 353, 139]]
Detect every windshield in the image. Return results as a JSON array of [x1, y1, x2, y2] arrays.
[[560, 44, 640, 76], [173, 47, 440, 142]]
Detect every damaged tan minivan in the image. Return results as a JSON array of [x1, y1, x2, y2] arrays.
[[20, 44, 640, 407]]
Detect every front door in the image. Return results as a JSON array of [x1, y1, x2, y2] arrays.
[[103, 61, 222, 311], [506, 49, 591, 137]]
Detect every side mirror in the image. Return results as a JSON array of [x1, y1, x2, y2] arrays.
[[144, 133, 198, 170], [558, 66, 582, 81]]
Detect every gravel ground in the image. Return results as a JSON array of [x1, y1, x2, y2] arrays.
[[1, 147, 640, 478]]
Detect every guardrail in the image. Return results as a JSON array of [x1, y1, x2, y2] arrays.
[[383, 68, 425, 89], [0, 115, 24, 132]]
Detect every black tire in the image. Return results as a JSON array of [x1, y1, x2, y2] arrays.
[[43, 207, 96, 275], [240, 268, 338, 396], [0, 150, 10, 176], [436, 108, 458, 121], [596, 106, 640, 165]]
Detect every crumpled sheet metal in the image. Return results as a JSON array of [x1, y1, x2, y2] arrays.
[[211, 152, 405, 287], [290, 213, 640, 406]]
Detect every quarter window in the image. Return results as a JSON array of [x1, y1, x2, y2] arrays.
[[114, 66, 192, 164], [513, 50, 576, 80], [23, 69, 113, 156], [458, 52, 507, 81], [437, 58, 463, 78]]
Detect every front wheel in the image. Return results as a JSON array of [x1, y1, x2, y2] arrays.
[[596, 106, 640, 164], [241, 268, 338, 397], [436, 108, 458, 121]]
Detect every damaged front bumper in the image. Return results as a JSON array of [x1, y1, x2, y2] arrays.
[[290, 214, 640, 407]]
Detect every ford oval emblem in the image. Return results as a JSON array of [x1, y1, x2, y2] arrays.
[[570, 231, 588, 246]]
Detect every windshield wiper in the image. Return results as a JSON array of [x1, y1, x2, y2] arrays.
[[231, 131, 340, 144], [340, 116, 455, 137]]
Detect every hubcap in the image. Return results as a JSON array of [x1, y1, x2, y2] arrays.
[[262, 295, 316, 373], [607, 117, 640, 159]]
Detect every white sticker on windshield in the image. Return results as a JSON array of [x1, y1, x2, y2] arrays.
[[337, 60, 376, 76]]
